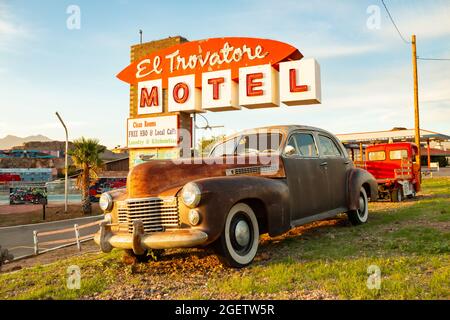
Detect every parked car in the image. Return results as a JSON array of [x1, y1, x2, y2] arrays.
[[95, 125, 377, 267], [355, 142, 420, 202]]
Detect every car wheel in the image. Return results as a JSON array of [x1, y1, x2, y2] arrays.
[[214, 203, 260, 268], [391, 187, 403, 202], [347, 187, 369, 225]]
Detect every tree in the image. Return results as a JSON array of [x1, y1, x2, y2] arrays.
[[68, 137, 106, 214], [197, 135, 226, 156]]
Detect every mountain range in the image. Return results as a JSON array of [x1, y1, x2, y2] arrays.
[[0, 134, 52, 149]]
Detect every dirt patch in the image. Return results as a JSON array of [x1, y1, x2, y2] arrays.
[[383, 218, 450, 233], [0, 203, 102, 227], [260, 217, 347, 246], [82, 247, 337, 300]]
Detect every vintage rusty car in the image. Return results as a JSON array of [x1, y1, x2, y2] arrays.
[[95, 125, 377, 267]]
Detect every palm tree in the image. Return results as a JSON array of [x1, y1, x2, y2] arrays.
[[69, 137, 106, 214]]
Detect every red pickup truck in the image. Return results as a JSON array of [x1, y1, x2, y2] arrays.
[[356, 142, 420, 202]]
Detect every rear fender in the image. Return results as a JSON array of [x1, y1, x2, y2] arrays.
[[347, 168, 378, 210]]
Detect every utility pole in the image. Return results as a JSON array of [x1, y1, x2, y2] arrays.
[[55, 112, 68, 213], [411, 35, 421, 179]]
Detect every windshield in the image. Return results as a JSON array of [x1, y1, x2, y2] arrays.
[[209, 132, 283, 157]]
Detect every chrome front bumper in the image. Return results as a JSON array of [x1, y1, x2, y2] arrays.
[[94, 220, 208, 255]]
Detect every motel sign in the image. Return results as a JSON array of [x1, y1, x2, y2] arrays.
[[118, 37, 321, 114], [118, 37, 321, 165]]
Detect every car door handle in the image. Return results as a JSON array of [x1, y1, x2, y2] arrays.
[[344, 160, 351, 165], [320, 161, 328, 167]]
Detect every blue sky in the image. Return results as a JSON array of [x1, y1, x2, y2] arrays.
[[0, 0, 449, 148]]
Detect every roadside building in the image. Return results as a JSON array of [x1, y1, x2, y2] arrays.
[[101, 157, 129, 179], [0, 149, 58, 183]]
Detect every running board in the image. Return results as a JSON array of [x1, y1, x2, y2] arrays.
[[290, 207, 348, 228]]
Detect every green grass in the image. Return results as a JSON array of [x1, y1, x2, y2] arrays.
[[208, 255, 449, 299], [1, 178, 449, 300], [0, 250, 123, 299]]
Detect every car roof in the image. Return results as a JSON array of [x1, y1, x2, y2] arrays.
[[230, 125, 336, 138], [208, 125, 347, 157], [366, 142, 418, 150]]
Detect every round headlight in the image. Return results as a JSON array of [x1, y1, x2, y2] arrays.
[[181, 182, 201, 208], [99, 193, 113, 212], [188, 209, 201, 226]]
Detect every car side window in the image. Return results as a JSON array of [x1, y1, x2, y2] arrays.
[[318, 135, 342, 157], [287, 133, 318, 157]]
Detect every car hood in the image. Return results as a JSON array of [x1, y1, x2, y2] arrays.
[[126, 155, 285, 198]]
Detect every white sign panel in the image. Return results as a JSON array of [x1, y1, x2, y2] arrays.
[[279, 58, 321, 105], [137, 79, 163, 115], [127, 115, 178, 148], [238, 64, 279, 109], [168, 74, 202, 113], [202, 69, 240, 111]]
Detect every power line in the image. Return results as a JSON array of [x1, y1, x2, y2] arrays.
[[417, 57, 450, 61], [381, 0, 411, 44], [380, 0, 450, 62]]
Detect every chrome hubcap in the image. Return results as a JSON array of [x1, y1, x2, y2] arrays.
[[235, 220, 250, 247]]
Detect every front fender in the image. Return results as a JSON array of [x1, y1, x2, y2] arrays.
[[347, 168, 378, 211], [185, 176, 290, 244]]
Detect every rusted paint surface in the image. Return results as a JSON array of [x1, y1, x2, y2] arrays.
[[126, 155, 286, 199]]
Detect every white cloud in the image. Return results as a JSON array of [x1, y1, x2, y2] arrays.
[[305, 43, 384, 59], [0, 2, 30, 52], [381, 4, 450, 40]]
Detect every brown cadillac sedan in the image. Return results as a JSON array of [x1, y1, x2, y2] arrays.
[[95, 125, 377, 267]]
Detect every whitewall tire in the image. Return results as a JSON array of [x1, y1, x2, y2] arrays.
[[348, 187, 369, 225], [214, 203, 260, 268]]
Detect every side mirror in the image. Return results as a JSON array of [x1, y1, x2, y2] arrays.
[[284, 145, 296, 156]]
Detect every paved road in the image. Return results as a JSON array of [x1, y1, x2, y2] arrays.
[[0, 215, 103, 259], [427, 167, 450, 177]]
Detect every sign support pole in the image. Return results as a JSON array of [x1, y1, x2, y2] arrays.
[[56, 112, 69, 213], [411, 35, 421, 181]]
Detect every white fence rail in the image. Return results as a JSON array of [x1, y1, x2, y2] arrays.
[[33, 220, 101, 255]]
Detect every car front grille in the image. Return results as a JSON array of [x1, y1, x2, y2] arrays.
[[117, 197, 179, 233]]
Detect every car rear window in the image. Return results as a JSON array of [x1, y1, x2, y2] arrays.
[[318, 135, 342, 157], [236, 133, 282, 155], [368, 151, 386, 161]]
